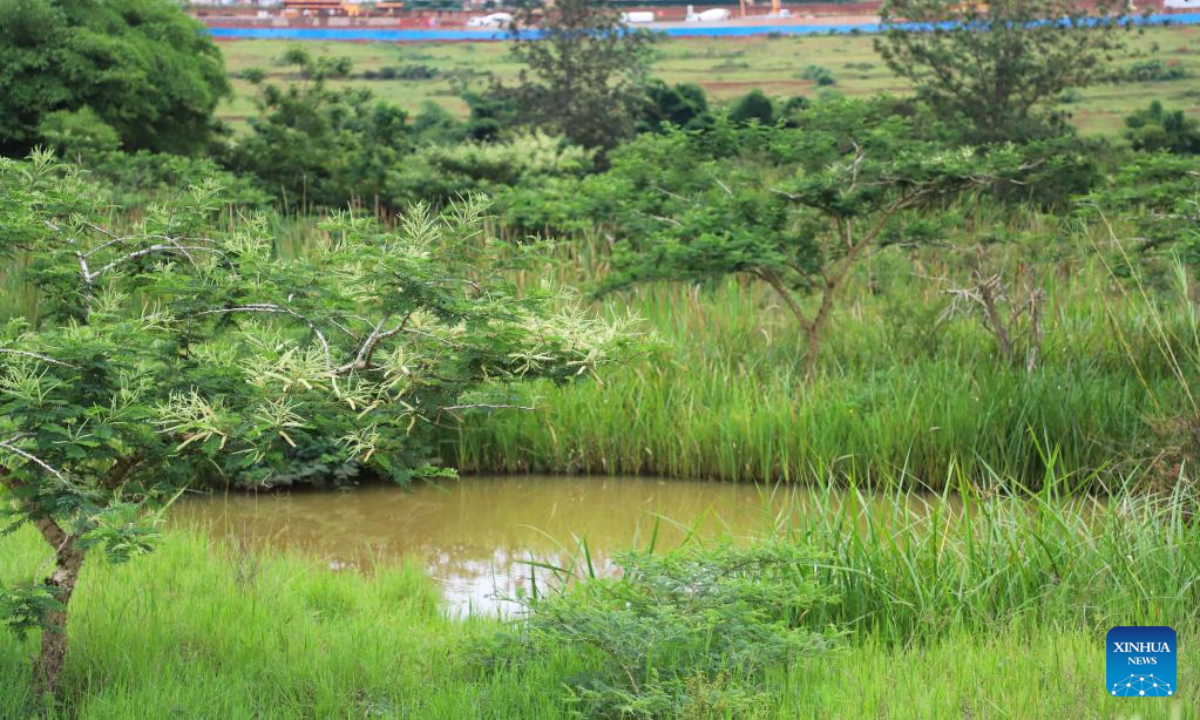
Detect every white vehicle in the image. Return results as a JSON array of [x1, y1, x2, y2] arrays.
[[685, 5, 732, 21], [466, 12, 513, 27], [620, 10, 656, 22]]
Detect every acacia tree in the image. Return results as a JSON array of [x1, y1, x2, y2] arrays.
[[592, 104, 1025, 376], [0, 152, 634, 696], [876, 0, 1134, 143], [503, 0, 657, 151], [1082, 152, 1200, 258]]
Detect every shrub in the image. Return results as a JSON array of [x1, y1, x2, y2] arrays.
[[799, 65, 837, 86], [229, 50, 411, 209], [637, 80, 712, 134], [483, 542, 841, 718], [728, 89, 775, 126], [0, 152, 635, 695], [387, 130, 595, 208], [1082, 152, 1200, 259], [36, 108, 120, 162], [1125, 59, 1189, 82], [1124, 100, 1200, 155], [396, 64, 439, 80]]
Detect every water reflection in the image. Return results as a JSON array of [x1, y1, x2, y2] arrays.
[[175, 475, 928, 615]]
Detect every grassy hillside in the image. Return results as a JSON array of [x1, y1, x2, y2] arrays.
[[216, 27, 1200, 134]]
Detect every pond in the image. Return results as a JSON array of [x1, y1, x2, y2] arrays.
[[176, 475, 933, 615]]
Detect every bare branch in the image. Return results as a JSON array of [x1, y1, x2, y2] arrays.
[[440, 403, 536, 413], [91, 245, 224, 280], [81, 224, 134, 256], [194, 305, 332, 369], [753, 268, 813, 332], [75, 252, 93, 288], [0, 439, 69, 483], [710, 174, 733, 197], [0, 348, 78, 369], [335, 313, 412, 375]]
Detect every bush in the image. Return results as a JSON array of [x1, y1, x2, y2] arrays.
[[36, 113, 268, 208], [637, 80, 712, 134], [482, 542, 841, 718], [799, 65, 837, 86], [89, 151, 271, 209], [396, 64, 439, 80], [36, 108, 120, 162], [1082, 151, 1200, 259], [411, 101, 465, 145], [728, 90, 775, 126], [229, 50, 411, 209], [1124, 100, 1200, 155], [364, 66, 438, 81], [387, 130, 595, 209], [1125, 59, 1189, 82]]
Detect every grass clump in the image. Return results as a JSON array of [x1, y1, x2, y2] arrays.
[[789, 474, 1200, 643], [481, 542, 841, 718]]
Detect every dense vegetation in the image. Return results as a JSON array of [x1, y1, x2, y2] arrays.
[[0, 0, 229, 157], [3, 0, 1200, 715]]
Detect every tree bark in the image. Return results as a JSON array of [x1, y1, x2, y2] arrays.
[[32, 538, 84, 697], [0, 469, 85, 698]]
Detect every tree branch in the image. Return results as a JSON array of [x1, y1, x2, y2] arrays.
[[335, 313, 412, 375], [0, 466, 74, 559], [90, 245, 224, 281], [101, 453, 145, 491], [0, 439, 69, 483], [0, 349, 78, 369], [195, 304, 332, 369], [753, 268, 813, 332]]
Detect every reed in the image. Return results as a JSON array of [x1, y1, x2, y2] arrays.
[[452, 232, 1200, 488], [2, 476, 1198, 717]]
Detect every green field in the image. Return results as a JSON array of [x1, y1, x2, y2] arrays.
[[216, 26, 1200, 134]]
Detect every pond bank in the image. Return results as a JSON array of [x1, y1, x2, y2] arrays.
[[175, 475, 949, 614], [1, 521, 1196, 717]]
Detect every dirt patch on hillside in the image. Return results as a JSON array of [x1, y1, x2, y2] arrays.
[[701, 79, 814, 91]]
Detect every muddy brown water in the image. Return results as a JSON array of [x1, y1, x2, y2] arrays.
[[175, 475, 940, 615]]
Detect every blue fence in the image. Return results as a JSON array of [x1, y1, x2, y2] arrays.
[[206, 12, 1200, 41]]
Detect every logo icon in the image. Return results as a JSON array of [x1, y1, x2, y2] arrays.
[[1107, 626, 1177, 697]]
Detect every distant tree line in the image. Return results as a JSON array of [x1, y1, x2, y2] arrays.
[[0, 0, 1197, 217]]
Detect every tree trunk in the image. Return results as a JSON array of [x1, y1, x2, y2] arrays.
[[803, 321, 824, 380], [803, 279, 840, 381], [32, 537, 84, 697]]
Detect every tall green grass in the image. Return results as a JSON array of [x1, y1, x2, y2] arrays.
[[788, 473, 1200, 643], [3, 475, 1199, 718], [452, 231, 1200, 488]]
